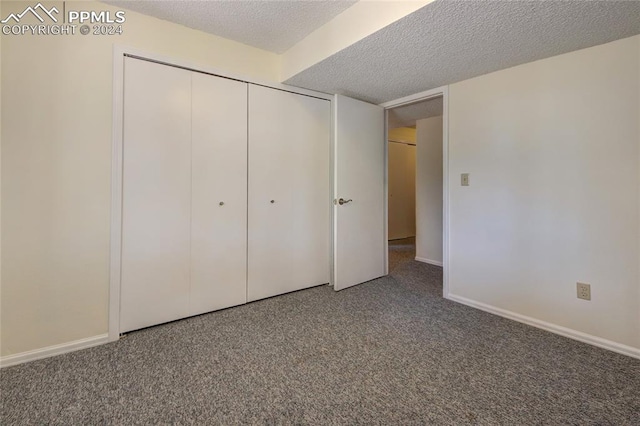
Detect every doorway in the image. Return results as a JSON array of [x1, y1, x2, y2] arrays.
[[386, 96, 444, 274]]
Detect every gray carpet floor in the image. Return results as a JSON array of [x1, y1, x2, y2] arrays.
[[2, 241, 639, 425]]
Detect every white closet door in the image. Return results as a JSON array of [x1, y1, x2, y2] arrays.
[[248, 85, 330, 302], [121, 58, 192, 332], [190, 73, 248, 316]]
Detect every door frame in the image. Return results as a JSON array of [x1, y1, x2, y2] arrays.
[[379, 86, 450, 297], [109, 45, 334, 342]]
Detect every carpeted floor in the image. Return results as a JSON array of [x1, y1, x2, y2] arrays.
[[1, 242, 639, 425]]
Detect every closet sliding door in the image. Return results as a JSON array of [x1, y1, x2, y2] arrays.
[[121, 58, 330, 332], [121, 57, 248, 333], [190, 73, 247, 316], [121, 58, 192, 332], [247, 85, 331, 301]]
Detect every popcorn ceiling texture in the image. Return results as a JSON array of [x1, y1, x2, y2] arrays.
[[285, 0, 640, 104], [388, 97, 443, 129], [104, 0, 356, 54]]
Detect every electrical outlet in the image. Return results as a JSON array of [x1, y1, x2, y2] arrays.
[[577, 282, 591, 301], [461, 173, 470, 186]]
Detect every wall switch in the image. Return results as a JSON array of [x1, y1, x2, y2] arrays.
[[461, 173, 470, 186], [577, 282, 591, 301]]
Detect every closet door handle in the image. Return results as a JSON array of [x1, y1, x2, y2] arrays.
[[338, 198, 352, 205], [270, 200, 275, 204]]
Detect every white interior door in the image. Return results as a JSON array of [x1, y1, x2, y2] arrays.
[[190, 73, 248, 316], [248, 85, 331, 301], [121, 58, 192, 332], [333, 95, 386, 291]]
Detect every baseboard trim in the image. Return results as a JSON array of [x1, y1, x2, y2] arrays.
[[0, 334, 110, 368], [446, 293, 640, 360], [415, 257, 443, 267]]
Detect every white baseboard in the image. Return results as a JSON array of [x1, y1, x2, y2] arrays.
[[415, 257, 443, 267], [446, 293, 640, 360], [0, 334, 109, 368]]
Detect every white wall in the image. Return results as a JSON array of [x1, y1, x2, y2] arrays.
[[388, 138, 416, 240], [448, 35, 640, 350], [415, 117, 443, 265], [0, 1, 279, 357]]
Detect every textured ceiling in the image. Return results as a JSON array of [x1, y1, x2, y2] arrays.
[[104, 0, 357, 53], [388, 97, 443, 129], [285, 0, 640, 104]]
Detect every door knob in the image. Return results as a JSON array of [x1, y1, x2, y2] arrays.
[[219, 201, 224, 206], [270, 200, 275, 204], [338, 198, 352, 205]]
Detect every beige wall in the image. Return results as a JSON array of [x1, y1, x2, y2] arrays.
[[388, 127, 416, 240], [448, 35, 640, 349], [388, 126, 417, 143], [415, 116, 443, 265], [637, 34, 640, 339], [0, 1, 279, 356]]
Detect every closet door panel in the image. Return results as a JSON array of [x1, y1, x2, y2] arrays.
[[247, 85, 294, 301], [248, 85, 330, 302], [290, 97, 331, 287], [121, 58, 192, 332], [190, 73, 248, 316]]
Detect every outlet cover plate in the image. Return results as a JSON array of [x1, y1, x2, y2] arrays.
[[577, 282, 591, 301]]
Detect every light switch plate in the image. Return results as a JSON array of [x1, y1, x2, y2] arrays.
[[461, 173, 469, 186]]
